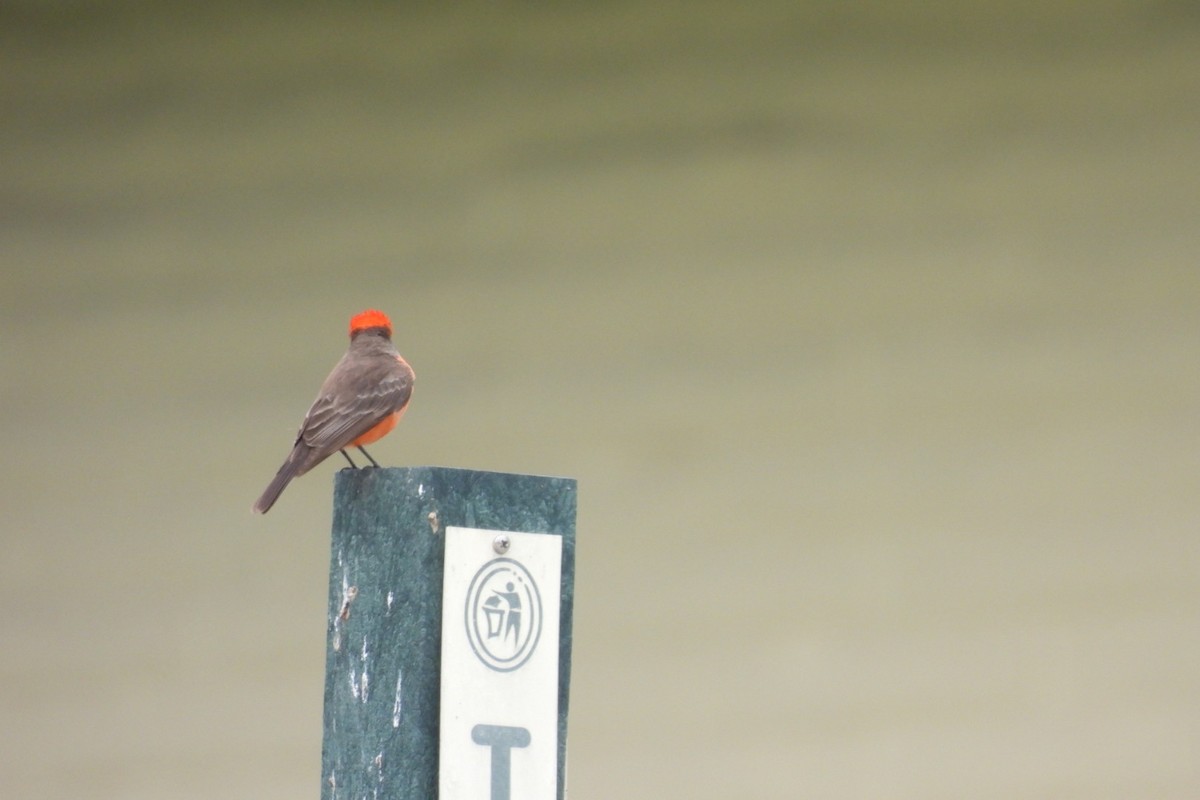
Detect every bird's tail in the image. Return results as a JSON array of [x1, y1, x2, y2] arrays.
[[253, 444, 312, 514]]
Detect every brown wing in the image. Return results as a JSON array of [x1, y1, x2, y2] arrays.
[[298, 354, 413, 457]]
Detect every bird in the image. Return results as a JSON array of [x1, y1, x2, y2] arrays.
[[253, 309, 414, 514]]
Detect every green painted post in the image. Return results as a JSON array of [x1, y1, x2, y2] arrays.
[[321, 466, 577, 800]]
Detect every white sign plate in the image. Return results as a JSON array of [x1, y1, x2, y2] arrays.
[[440, 527, 562, 800]]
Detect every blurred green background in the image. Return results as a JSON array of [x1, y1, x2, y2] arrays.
[[2, 2, 1198, 798]]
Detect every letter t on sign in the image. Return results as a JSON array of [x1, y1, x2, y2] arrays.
[[471, 725, 531, 800]]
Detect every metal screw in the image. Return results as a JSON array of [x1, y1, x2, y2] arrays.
[[492, 534, 511, 555]]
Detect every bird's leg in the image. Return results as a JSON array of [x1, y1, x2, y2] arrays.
[[357, 446, 381, 468], [339, 449, 359, 469]]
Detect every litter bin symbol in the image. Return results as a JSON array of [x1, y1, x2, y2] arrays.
[[466, 558, 542, 672]]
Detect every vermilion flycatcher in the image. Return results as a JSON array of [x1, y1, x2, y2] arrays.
[[253, 309, 414, 514]]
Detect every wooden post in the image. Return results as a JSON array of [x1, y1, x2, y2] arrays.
[[321, 466, 577, 800]]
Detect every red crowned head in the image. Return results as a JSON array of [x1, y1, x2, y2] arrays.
[[349, 309, 392, 337]]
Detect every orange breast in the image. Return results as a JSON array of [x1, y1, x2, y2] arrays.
[[350, 410, 401, 447]]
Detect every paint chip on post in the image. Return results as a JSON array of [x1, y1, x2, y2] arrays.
[[392, 669, 403, 728], [440, 527, 562, 800]]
